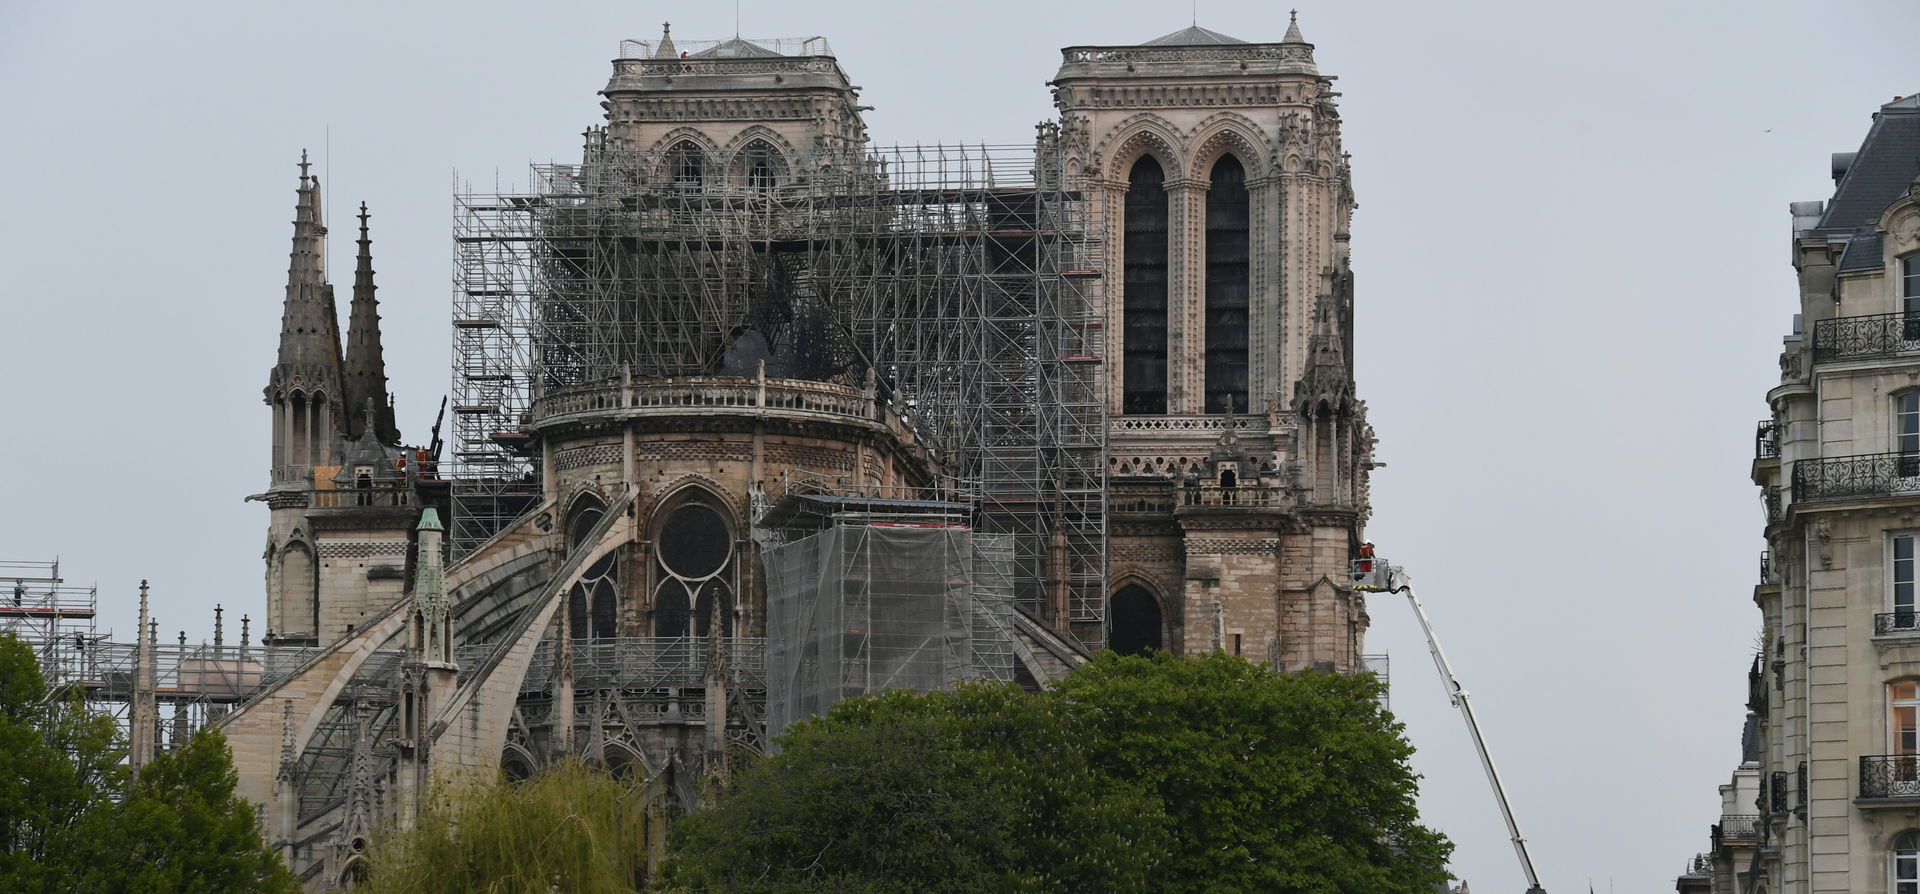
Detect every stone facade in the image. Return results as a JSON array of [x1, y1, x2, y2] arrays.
[[1686, 93, 1920, 893], [222, 19, 1384, 888], [1058, 17, 1374, 669]]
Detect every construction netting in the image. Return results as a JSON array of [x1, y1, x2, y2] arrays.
[[761, 524, 1016, 742]]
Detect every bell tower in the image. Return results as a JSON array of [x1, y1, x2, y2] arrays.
[[259, 158, 415, 650], [1055, 16, 1372, 668]]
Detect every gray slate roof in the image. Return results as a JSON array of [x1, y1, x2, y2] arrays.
[[1819, 94, 1920, 231], [1837, 229, 1886, 273], [1141, 25, 1247, 46]]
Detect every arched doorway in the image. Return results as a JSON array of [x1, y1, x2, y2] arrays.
[[1109, 584, 1163, 655]]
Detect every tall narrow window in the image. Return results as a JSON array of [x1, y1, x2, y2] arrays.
[[1897, 535, 1917, 631], [1896, 830, 1920, 894], [1905, 256, 1920, 342], [1205, 155, 1250, 414], [1905, 255, 1920, 315], [1894, 682, 1920, 794], [1900, 392, 1920, 476], [1122, 157, 1169, 414], [566, 498, 617, 640]]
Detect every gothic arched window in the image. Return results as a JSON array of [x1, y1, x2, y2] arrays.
[[669, 141, 705, 192], [737, 140, 783, 192], [1109, 584, 1163, 656], [653, 493, 736, 638], [1123, 156, 1169, 415], [1205, 154, 1251, 414], [566, 496, 618, 640]]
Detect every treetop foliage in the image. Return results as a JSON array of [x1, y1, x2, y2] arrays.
[[0, 631, 294, 894], [666, 651, 1452, 894], [360, 758, 656, 894]]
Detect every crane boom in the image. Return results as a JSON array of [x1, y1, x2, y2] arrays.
[[1352, 552, 1546, 894]]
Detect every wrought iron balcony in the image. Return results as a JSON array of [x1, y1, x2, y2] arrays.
[[1756, 421, 1779, 459], [1798, 761, 1808, 811], [1876, 612, 1920, 636], [1792, 452, 1920, 503], [1759, 550, 1771, 584], [1861, 754, 1920, 800], [1763, 487, 1783, 524], [1770, 770, 1789, 812], [1813, 312, 1920, 363]]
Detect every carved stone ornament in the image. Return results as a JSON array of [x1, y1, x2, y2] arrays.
[[1894, 214, 1920, 250]]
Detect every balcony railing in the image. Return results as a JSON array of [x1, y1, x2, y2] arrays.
[[1713, 815, 1761, 850], [1861, 754, 1920, 800], [1179, 484, 1290, 509], [1770, 770, 1789, 812], [1759, 550, 1771, 584], [1798, 761, 1809, 810], [1763, 487, 1783, 524], [1757, 421, 1779, 459], [1792, 452, 1920, 503], [311, 487, 413, 509], [1813, 312, 1920, 362], [1877, 612, 1920, 636]]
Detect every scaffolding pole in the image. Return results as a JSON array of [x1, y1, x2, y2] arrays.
[[450, 128, 1108, 649]]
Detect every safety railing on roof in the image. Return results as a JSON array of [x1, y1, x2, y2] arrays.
[[618, 36, 833, 60], [529, 378, 876, 428], [1060, 44, 1314, 65]]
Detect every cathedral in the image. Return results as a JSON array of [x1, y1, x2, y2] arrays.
[[218, 17, 1378, 885]]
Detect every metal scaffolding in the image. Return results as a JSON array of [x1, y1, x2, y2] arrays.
[[0, 559, 96, 688], [450, 127, 1109, 648], [760, 521, 1017, 740]]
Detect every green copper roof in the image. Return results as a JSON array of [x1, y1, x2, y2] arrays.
[[416, 507, 443, 532]]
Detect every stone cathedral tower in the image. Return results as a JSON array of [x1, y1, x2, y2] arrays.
[[1055, 16, 1374, 668], [258, 157, 422, 650]]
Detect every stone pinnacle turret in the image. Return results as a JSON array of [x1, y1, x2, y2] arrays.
[[342, 202, 398, 445]]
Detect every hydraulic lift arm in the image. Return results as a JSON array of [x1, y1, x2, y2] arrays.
[[1352, 550, 1547, 894]]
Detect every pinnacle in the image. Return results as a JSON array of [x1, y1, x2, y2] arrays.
[[1283, 10, 1306, 44]]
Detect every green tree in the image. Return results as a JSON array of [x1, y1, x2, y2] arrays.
[[1055, 651, 1452, 894], [77, 727, 298, 893], [666, 683, 1168, 894], [0, 630, 128, 890], [360, 759, 654, 894], [0, 632, 294, 893], [665, 652, 1451, 894]]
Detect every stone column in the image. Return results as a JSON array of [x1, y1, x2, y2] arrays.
[[1247, 175, 1283, 406], [1165, 178, 1208, 414]]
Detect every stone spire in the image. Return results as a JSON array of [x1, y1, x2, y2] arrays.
[[266, 152, 346, 470], [270, 154, 342, 386], [342, 202, 399, 444], [654, 22, 676, 59], [411, 509, 453, 668]]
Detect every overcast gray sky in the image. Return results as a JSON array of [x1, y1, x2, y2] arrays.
[[2, 0, 1916, 889]]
